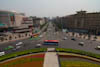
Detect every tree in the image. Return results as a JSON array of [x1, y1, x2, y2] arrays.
[[9, 36, 12, 40], [25, 33, 27, 36], [0, 37, 4, 41], [94, 36, 97, 40], [72, 32, 75, 36], [18, 34, 21, 38], [88, 34, 91, 40]]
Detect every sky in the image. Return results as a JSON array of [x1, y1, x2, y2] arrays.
[[0, 0, 100, 17]]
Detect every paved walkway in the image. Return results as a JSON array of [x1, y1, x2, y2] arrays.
[[43, 52, 60, 67]]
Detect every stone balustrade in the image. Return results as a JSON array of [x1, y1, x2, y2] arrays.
[[0, 33, 32, 43], [67, 32, 100, 42]]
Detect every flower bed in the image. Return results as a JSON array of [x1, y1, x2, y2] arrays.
[[0, 53, 45, 67], [0, 48, 46, 62]]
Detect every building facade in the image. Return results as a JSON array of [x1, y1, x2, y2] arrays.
[[0, 10, 24, 28], [0, 10, 34, 33], [62, 11, 100, 35]]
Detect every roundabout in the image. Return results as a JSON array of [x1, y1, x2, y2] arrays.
[[0, 48, 100, 67]]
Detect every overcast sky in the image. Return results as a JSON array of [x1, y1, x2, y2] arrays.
[[0, 0, 100, 17]]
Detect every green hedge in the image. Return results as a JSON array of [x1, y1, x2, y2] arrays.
[[0, 48, 46, 62], [56, 48, 100, 59]]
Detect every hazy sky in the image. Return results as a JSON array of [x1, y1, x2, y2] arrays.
[[0, 0, 100, 17]]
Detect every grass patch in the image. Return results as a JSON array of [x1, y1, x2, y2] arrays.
[[56, 48, 100, 59], [61, 61, 100, 67]]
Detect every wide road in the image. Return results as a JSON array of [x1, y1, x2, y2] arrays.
[[0, 22, 100, 55], [41, 22, 100, 54]]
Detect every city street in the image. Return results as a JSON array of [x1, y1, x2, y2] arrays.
[[0, 22, 100, 55]]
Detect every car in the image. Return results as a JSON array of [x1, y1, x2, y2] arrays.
[[35, 44, 42, 48], [79, 42, 84, 46], [92, 39, 96, 41], [95, 46, 100, 50], [63, 37, 67, 40], [16, 42, 23, 46], [71, 38, 76, 41], [4, 46, 14, 50], [0, 51, 5, 56], [16, 46, 21, 49], [13, 46, 21, 51], [39, 35, 43, 38]]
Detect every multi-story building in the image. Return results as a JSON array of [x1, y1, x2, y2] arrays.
[[62, 11, 100, 35], [0, 10, 25, 32], [0, 10, 35, 33], [31, 17, 47, 27], [14, 17, 33, 33], [0, 10, 24, 28]]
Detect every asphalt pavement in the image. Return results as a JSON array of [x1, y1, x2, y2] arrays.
[[0, 22, 100, 55]]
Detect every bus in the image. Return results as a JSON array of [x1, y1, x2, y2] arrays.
[[43, 40, 59, 46]]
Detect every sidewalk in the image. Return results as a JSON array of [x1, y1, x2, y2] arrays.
[[43, 52, 60, 67]]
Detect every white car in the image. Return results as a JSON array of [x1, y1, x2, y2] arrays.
[[16, 46, 21, 49], [96, 46, 100, 49], [16, 42, 23, 46], [63, 37, 67, 40], [79, 42, 84, 46], [39, 35, 43, 38], [35, 44, 42, 48], [0, 51, 5, 56], [13, 46, 21, 51]]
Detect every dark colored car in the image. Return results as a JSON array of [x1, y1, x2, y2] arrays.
[[71, 38, 76, 41]]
